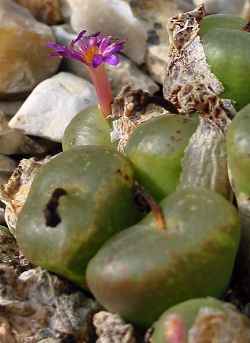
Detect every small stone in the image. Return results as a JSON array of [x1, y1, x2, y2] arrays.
[[0, 0, 60, 99], [0, 319, 16, 343], [38, 339, 62, 343], [9, 72, 97, 142], [65, 0, 147, 64], [59, 0, 71, 20], [146, 44, 169, 84], [106, 56, 159, 94], [51, 23, 74, 46], [38, 340, 61, 343], [0, 112, 50, 156], [93, 311, 136, 343], [69, 55, 159, 95], [0, 155, 16, 186], [0, 157, 50, 236], [176, 0, 195, 11], [129, 0, 188, 47], [0, 100, 23, 117], [243, 1, 250, 20], [128, 0, 183, 84], [15, 0, 63, 25]]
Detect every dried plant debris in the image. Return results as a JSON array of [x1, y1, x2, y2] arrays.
[[0, 225, 30, 274], [0, 265, 100, 342], [0, 157, 51, 236], [163, 5, 234, 124], [110, 86, 174, 152], [163, 6, 235, 198], [178, 118, 231, 199], [188, 304, 250, 342], [93, 311, 137, 343]]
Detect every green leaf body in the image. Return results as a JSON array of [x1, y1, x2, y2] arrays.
[[86, 188, 240, 327], [227, 104, 250, 195], [62, 106, 111, 151], [199, 14, 246, 37], [16, 146, 141, 287], [125, 115, 197, 201], [202, 28, 250, 110], [227, 104, 250, 283]]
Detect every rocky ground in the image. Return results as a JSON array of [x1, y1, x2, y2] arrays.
[[1, 0, 250, 342]]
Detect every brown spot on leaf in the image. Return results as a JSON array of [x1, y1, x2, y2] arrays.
[[116, 169, 131, 183]]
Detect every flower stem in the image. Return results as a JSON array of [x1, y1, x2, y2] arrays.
[[87, 65, 113, 118], [134, 183, 167, 231]]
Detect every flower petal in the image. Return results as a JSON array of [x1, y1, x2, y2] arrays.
[[92, 54, 104, 68], [99, 36, 112, 52], [88, 36, 98, 47], [47, 42, 65, 50], [104, 54, 120, 66], [48, 42, 83, 62], [68, 50, 84, 62], [48, 31, 125, 68], [72, 30, 87, 44], [102, 41, 125, 56], [75, 37, 89, 52]]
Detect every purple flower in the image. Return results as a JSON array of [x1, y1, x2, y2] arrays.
[[48, 31, 125, 68]]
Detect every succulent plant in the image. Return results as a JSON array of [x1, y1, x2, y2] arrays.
[[62, 105, 112, 151], [199, 13, 246, 37], [124, 115, 197, 201], [150, 297, 250, 342], [201, 14, 250, 110], [86, 188, 240, 327], [16, 146, 142, 287], [164, 7, 234, 199], [227, 103, 250, 291]]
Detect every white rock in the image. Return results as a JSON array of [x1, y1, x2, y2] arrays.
[[64, 0, 147, 64], [60, 0, 72, 19], [9, 72, 97, 142], [52, 25, 159, 94], [52, 24, 74, 46], [126, 0, 182, 85], [146, 44, 169, 84]]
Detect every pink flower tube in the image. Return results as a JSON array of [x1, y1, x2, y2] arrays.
[[48, 30, 125, 117]]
